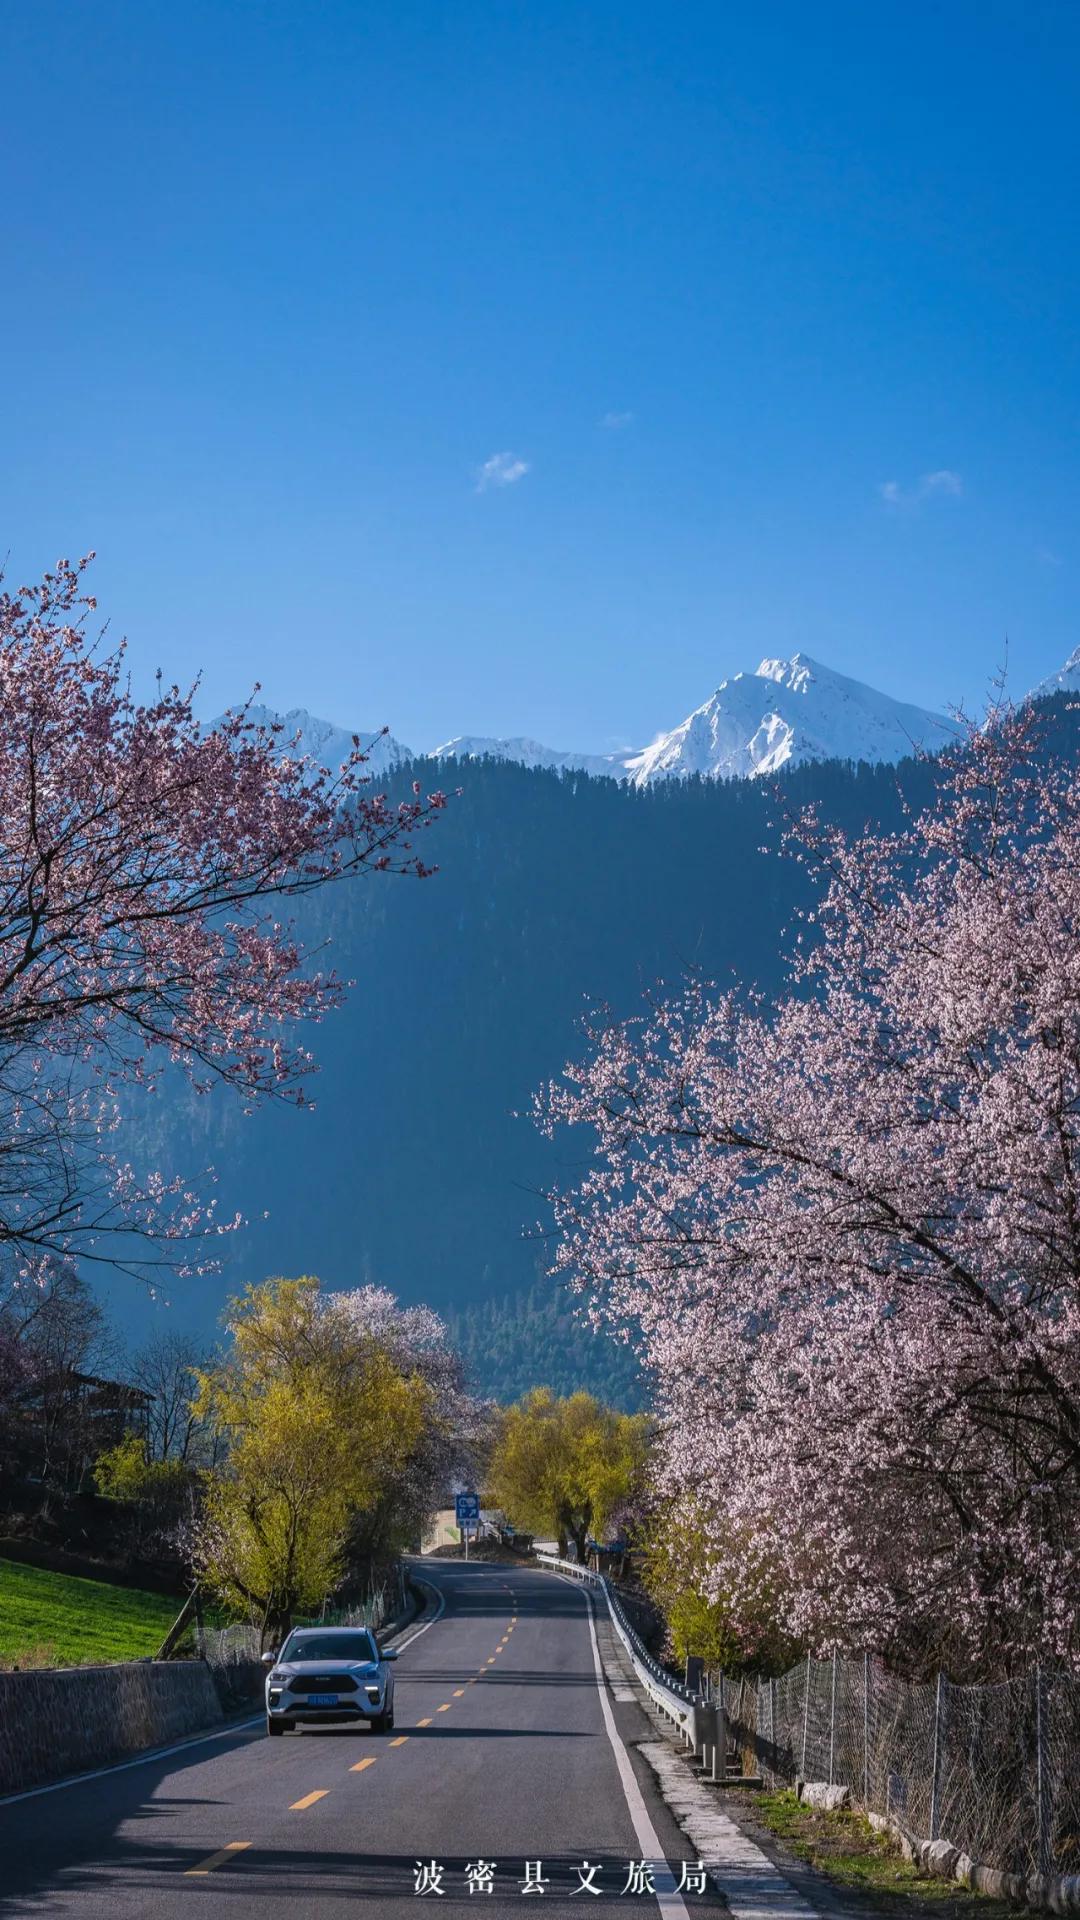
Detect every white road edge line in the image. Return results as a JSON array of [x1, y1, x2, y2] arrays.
[[392, 1575, 446, 1649], [549, 1571, 691, 1920], [0, 1577, 447, 1809], [0, 1714, 266, 1808]]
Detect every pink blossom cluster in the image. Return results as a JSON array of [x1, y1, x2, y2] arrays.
[[0, 557, 445, 1288], [540, 707, 1080, 1676]]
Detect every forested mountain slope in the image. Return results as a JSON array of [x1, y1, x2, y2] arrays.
[[109, 703, 1078, 1396]]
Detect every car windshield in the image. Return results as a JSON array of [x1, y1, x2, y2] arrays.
[[279, 1631, 378, 1664]]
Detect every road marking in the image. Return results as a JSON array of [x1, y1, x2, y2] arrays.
[[0, 1715, 265, 1808], [0, 1568, 444, 1812], [350, 1757, 377, 1773], [392, 1574, 447, 1651], [453, 1688, 465, 1696], [390, 1735, 409, 1746], [185, 1841, 251, 1876], [290, 1790, 329, 1810], [550, 1571, 692, 1920], [416, 1716, 433, 1727], [437, 1703, 451, 1712], [486, 1657, 496, 1664]]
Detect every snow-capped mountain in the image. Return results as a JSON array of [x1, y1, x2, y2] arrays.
[[619, 653, 956, 785], [230, 705, 413, 777], [433, 654, 955, 786], [1029, 649, 1080, 702], [430, 734, 624, 779]]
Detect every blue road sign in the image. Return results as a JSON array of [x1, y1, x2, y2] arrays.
[[455, 1492, 480, 1524]]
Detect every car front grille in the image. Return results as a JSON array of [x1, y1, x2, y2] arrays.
[[289, 1673, 360, 1694]]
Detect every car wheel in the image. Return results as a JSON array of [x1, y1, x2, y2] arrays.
[[370, 1709, 390, 1733], [267, 1716, 284, 1736]]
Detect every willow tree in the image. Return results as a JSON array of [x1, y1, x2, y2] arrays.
[[489, 1387, 649, 1561], [191, 1278, 428, 1633]]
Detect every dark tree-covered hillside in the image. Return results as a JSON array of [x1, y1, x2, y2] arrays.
[[110, 709, 1080, 1356]]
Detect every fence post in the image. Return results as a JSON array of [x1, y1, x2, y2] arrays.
[[801, 1655, 812, 1778], [770, 1677, 777, 1777], [863, 1651, 870, 1810], [828, 1654, 837, 1786], [929, 1671, 944, 1841], [1035, 1663, 1051, 1879]]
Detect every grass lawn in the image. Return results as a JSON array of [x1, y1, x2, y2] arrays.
[[731, 1789, 1015, 1920], [0, 1557, 183, 1668]]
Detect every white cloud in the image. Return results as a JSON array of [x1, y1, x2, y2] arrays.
[[601, 410, 634, 429], [476, 451, 530, 492], [879, 468, 964, 509]]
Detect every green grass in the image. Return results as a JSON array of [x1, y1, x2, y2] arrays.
[[734, 1790, 1015, 1920], [0, 1557, 183, 1668]]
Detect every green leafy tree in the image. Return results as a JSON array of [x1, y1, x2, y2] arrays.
[[189, 1278, 427, 1634], [488, 1387, 649, 1560]]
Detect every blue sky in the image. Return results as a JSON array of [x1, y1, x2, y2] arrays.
[[2, 0, 1078, 753]]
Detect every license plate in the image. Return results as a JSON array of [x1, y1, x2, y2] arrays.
[[308, 1692, 339, 1706]]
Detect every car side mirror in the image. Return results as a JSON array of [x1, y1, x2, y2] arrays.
[[261, 1651, 276, 1667], [383, 1648, 399, 1661]]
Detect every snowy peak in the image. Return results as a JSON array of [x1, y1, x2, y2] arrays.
[[618, 651, 955, 786], [430, 734, 623, 779], [236, 704, 414, 777], [1029, 649, 1080, 700]]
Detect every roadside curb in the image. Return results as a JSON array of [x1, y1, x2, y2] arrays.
[[577, 1570, 837, 1920]]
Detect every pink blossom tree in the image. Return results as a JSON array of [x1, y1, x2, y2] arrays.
[[0, 556, 445, 1290], [540, 707, 1080, 1677]]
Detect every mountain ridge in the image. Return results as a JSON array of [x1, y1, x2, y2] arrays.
[[235, 644, 1080, 791]]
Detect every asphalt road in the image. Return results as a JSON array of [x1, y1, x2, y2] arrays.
[[0, 1558, 727, 1915]]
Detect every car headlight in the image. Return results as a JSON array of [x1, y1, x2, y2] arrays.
[[365, 1685, 380, 1700], [268, 1688, 283, 1703], [269, 1670, 288, 1683]]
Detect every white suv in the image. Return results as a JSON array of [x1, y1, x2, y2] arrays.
[[263, 1626, 398, 1735]]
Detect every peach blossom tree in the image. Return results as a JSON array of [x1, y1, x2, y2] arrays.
[[0, 556, 445, 1289], [540, 709, 1080, 1676]]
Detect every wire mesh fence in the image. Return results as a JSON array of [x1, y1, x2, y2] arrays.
[[195, 1563, 409, 1667], [711, 1655, 1080, 1880]]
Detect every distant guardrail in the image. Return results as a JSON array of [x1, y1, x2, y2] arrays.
[[533, 1550, 730, 1780]]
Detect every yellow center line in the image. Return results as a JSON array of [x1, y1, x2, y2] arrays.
[[416, 1716, 433, 1727], [390, 1735, 409, 1746], [184, 1841, 250, 1877], [453, 1688, 465, 1696], [437, 1703, 451, 1712], [486, 1656, 496, 1664], [350, 1757, 377, 1773], [290, 1790, 329, 1810]]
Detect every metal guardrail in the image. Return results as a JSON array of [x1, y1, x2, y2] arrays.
[[533, 1550, 730, 1778]]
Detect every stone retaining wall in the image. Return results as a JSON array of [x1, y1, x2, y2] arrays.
[[0, 1660, 225, 1796]]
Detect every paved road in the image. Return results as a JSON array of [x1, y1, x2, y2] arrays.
[[0, 1558, 727, 1915]]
